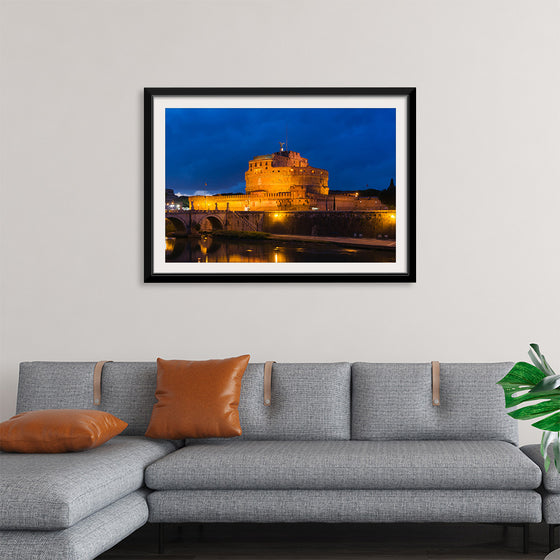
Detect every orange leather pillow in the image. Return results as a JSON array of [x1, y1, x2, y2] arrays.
[[145, 355, 250, 439], [0, 409, 128, 453]]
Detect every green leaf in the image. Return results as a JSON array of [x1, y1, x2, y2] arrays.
[[543, 355, 557, 376], [529, 348, 543, 370], [529, 346, 548, 374], [533, 411, 560, 431], [502, 386, 560, 409], [530, 343, 556, 376], [497, 362, 546, 388], [541, 431, 556, 456], [530, 343, 544, 360], [540, 431, 560, 473], [530, 374, 560, 393], [553, 439, 560, 471], [530, 343, 543, 358], [508, 401, 560, 420]]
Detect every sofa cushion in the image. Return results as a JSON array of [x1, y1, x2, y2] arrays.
[[543, 493, 560, 524], [522, 444, 560, 493], [352, 363, 518, 444], [234, 362, 351, 440], [0, 436, 177, 530], [0, 490, 149, 560], [145, 440, 541, 491], [17, 362, 96, 413], [0, 409, 127, 453], [17, 362, 160, 436], [145, 356, 250, 439], [97, 362, 159, 436]]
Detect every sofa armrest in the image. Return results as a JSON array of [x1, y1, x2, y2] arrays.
[[522, 444, 560, 493]]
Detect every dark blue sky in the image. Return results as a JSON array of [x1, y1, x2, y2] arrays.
[[165, 108, 395, 195]]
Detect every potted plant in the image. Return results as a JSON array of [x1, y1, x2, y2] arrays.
[[498, 344, 560, 472]]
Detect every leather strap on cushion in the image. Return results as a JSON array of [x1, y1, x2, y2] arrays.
[[264, 361, 275, 406], [93, 361, 113, 406], [431, 361, 440, 406]]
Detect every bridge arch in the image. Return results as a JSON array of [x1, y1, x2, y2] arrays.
[[199, 215, 223, 232], [165, 216, 188, 236]]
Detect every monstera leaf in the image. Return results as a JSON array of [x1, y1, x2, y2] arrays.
[[497, 344, 560, 471]]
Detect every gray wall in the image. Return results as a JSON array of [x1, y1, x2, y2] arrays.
[[1, 0, 559, 445]]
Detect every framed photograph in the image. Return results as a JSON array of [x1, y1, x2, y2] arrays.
[[145, 87, 415, 282]]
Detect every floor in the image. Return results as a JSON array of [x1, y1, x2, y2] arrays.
[[99, 522, 553, 559]]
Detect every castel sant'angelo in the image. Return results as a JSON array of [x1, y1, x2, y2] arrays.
[[187, 144, 387, 212]]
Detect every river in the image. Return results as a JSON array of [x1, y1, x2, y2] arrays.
[[166, 236, 395, 263]]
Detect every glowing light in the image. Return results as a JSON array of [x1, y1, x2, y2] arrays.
[[390, 214, 396, 220]]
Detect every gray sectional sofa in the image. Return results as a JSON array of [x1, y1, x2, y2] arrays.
[[0, 361, 546, 559]]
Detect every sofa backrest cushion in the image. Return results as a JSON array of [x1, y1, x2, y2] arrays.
[[17, 362, 158, 436], [17, 362, 95, 412], [17, 361, 352, 440], [236, 362, 351, 440], [351, 362, 517, 445]]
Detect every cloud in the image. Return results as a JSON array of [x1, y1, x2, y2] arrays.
[[176, 190, 213, 197]]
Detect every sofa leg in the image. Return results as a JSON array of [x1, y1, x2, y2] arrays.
[[523, 523, 529, 554], [158, 523, 165, 555], [550, 524, 558, 553]]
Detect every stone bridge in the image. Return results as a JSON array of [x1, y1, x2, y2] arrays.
[[166, 209, 396, 239], [165, 210, 264, 235]]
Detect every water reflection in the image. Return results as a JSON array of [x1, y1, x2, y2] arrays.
[[166, 236, 395, 263]]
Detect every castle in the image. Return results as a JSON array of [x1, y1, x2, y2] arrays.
[[187, 146, 386, 212]]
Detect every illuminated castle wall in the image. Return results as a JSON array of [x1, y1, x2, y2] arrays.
[[188, 147, 386, 212], [246, 150, 328, 196]]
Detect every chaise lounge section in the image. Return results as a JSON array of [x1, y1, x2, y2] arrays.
[[0, 362, 178, 560]]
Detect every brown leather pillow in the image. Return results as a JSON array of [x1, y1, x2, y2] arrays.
[[0, 409, 128, 453], [145, 355, 250, 439]]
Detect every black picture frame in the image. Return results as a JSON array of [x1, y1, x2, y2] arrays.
[[144, 87, 416, 283]]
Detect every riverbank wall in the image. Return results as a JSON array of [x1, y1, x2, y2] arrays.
[[262, 210, 396, 239]]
